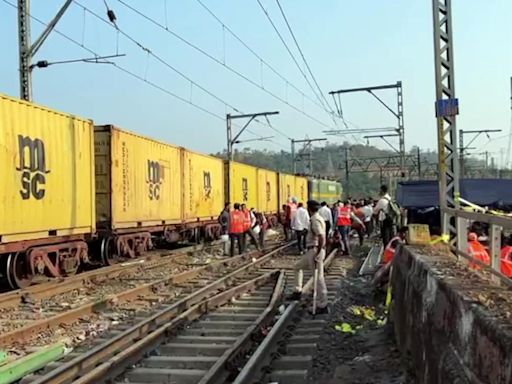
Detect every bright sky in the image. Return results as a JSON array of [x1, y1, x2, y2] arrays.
[[1, 1, 511, 162]]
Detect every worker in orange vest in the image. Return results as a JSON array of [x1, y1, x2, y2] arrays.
[[467, 232, 490, 270], [241, 204, 261, 252], [229, 203, 244, 257], [500, 236, 512, 277], [382, 226, 408, 264], [337, 201, 364, 256], [372, 226, 408, 289]]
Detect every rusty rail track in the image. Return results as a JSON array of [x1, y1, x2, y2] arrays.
[[0, 242, 222, 309], [0, 242, 282, 348], [20, 242, 293, 384], [233, 250, 343, 384]]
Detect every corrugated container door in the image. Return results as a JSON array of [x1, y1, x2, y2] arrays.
[[228, 162, 258, 208], [182, 149, 224, 221], [106, 126, 182, 229], [294, 176, 308, 203], [278, 173, 294, 206], [0, 94, 95, 243], [257, 169, 278, 214]]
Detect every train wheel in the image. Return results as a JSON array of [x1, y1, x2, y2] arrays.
[[101, 237, 119, 266], [6, 253, 33, 289]]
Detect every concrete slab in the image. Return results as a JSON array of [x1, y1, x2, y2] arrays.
[[273, 355, 313, 370], [392, 245, 512, 384], [143, 355, 217, 370], [126, 367, 206, 383], [269, 369, 308, 384], [160, 343, 227, 356]]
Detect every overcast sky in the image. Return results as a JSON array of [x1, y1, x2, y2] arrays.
[[1, 1, 511, 163]]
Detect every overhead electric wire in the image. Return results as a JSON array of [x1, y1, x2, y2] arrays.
[[73, 0, 290, 142], [194, 0, 333, 119], [255, 0, 327, 111], [1, 0, 288, 147], [255, 0, 339, 129], [274, 0, 336, 117], [115, 0, 333, 130]]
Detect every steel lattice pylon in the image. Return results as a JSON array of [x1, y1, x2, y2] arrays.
[[432, 0, 461, 247]]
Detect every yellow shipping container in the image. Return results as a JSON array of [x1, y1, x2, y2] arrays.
[[225, 161, 258, 209], [0, 94, 95, 243], [295, 176, 308, 203], [257, 169, 278, 214], [182, 149, 224, 221], [278, 173, 295, 207], [95, 125, 181, 230]]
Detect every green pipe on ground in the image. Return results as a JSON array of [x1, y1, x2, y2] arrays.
[[0, 343, 70, 384], [0, 352, 7, 366]]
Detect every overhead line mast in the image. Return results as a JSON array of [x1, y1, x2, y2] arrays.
[[432, 0, 461, 247]]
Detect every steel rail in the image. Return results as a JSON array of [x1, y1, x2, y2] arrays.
[[65, 271, 281, 384], [232, 301, 298, 384], [0, 242, 219, 308], [196, 270, 286, 384], [0, 245, 270, 347], [30, 242, 293, 384], [233, 248, 337, 384]]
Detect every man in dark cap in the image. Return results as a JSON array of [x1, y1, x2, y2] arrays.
[[288, 200, 328, 314]]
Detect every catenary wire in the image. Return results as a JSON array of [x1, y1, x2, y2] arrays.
[[1, 0, 292, 149], [115, 0, 334, 130], [274, 0, 336, 117], [194, 0, 333, 119], [73, 0, 291, 142]]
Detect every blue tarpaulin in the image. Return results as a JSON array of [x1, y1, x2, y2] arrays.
[[396, 179, 512, 209]]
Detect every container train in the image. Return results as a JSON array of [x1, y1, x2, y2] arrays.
[[0, 93, 342, 289]]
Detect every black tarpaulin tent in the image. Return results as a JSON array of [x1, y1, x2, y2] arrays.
[[396, 179, 512, 209]]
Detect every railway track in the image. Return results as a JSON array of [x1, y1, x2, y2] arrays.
[[233, 249, 345, 384], [8, 243, 291, 384], [0, 241, 285, 352], [7, 243, 345, 384]]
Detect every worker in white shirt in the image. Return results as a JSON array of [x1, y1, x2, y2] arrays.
[[318, 201, 333, 239], [291, 202, 310, 254], [373, 185, 393, 246], [360, 199, 374, 236]]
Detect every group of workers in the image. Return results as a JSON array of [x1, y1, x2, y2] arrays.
[[282, 184, 401, 314], [218, 202, 267, 256], [466, 230, 512, 277], [280, 184, 397, 257]]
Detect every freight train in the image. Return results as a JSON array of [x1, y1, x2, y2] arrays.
[[0, 93, 342, 289]]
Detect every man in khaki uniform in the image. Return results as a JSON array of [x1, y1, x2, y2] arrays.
[[288, 200, 328, 314]]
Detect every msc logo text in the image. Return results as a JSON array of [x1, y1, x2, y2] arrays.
[[16, 135, 50, 200], [146, 160, 164, 200]]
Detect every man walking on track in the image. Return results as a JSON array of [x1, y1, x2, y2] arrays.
[[374, 185, 395, 247], [241, 204, 261, 252], [229, 203, 244, 256], [218, 202, 231, 255], [288, 200, 328, 315], [292, 202, 310, 254], [337, 201, 365, 256], [319, 201, 333, 239]]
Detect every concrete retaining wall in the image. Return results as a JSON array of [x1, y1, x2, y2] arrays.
[[391, 245, 512, 384]]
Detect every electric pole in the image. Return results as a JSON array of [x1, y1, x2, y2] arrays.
[[17, 0, 123, 101], [226, 111, 279, 161], [459, 129, 501, 177], [18, 0, 73, 101], [506, 77, 512, 169], [291, 137, 326, 175], [328, 82, 406, 178], [344, 145, 350, 196], [432, 0, 461, 248]]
